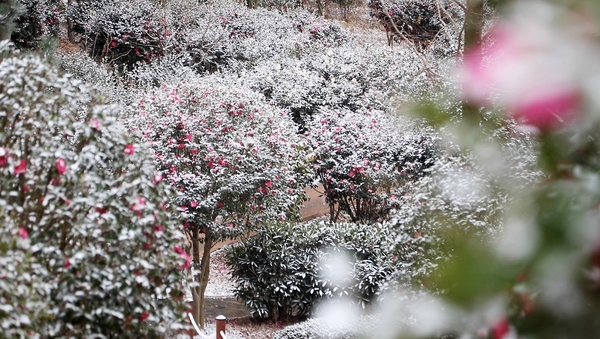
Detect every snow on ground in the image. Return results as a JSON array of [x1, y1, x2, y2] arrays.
[[205, 248, 236, 297], [184, 247, 236, 301]]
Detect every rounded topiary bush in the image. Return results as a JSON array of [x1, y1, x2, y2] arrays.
[[225, 221, 394, 322]]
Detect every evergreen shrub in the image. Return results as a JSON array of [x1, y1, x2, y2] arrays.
[[225, 221, 393, 322]]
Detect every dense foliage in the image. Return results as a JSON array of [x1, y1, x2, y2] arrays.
[[0, 41, 188, 337], [10, 0, 59, 50], [369, 0, 461, 50], [68, 0, 166, 68], [225, 221, 393, 322]]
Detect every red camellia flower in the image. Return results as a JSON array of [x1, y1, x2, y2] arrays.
[[0, 148, 7, 166], [110, 40, 117, 47], [56, 158, 67, 175], [130, 196, 146, 212], [139, 311, 150, 322], [124, 144, 135, 155], [217, 201, 224, 208], [95, 206, 108, 214], [64, 258, 71, 268], [14, 159, 26, 174]]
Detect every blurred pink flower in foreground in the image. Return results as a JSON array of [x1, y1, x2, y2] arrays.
[[461, 23, 582, 131], [18, 227, 28, 239]]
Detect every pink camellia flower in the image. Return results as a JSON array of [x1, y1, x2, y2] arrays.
[[14, 160, 26, 174], [153, 225, 164, 233], [18, 227, 28, 239], [460, 24, 582, 131], [153, 172, 163, 184], [130, 196, 146, 212], [265, 180, 272, 188], [89, 118, 101, 130], [124, 144, 135, 155], [190, 201, 198, 208], [179, 252, 192, 269], [56, 158, 67, 175]]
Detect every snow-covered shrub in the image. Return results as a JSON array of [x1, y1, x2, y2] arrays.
[[255, 0, 300, 10], [388, 124, 542, 286], [369, 0, 461, 49], [225, 221, 394, 321], [125, 76, 310, 244], [0, 41, 187, 338], [68, 0, 166, 67], [305, 108, 439, 223], [0, 223, 50, 337], [56, 50, 126, 104], [165, 0, 347, 74], [123, 75, 311, 325], [273, 316, 379, 339], [246, 42, 436, 124], [10, 0, 59, 50]]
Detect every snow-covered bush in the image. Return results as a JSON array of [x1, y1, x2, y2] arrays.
[[305, 108, 439, 223], [169, 2, 346, 74], [225, 221, 394, 321], [246, 42, 437, 124], [56, 50, 126, 104], [68, 0, 166, 67], [0, 41, 188, 337], [389, 123, 541, 286], [10, 0, 59, 50], [0, 223, 50, 337], [369, 0, 461, 49], [273, 316, 378, 339], [123, 75, 311, 326]]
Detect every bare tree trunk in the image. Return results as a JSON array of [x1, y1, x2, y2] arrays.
[[462, 0, 484, 124], [67, 0, 74, 43], [191, 233, 212, 329], [464, 0, 483, 50]]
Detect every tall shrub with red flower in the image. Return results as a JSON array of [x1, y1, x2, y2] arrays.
[[0, 41, 187, 338], [124, 75, 311, 327], [305, 108, 439, 223]]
